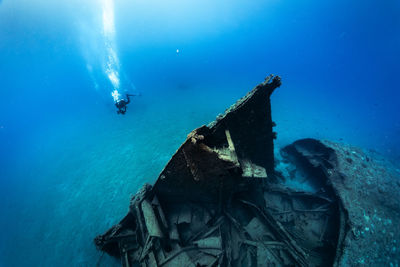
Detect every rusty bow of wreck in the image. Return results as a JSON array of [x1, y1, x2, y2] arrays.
[[94, 75, 400, 266], [94, 75, 341, 266]]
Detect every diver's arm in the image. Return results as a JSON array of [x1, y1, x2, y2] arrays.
[[125, 94, 131, 104]]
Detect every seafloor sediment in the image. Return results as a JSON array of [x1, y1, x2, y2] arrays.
[[94, 75, 400, 266]]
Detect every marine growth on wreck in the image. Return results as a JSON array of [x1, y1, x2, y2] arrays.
[[94, 76, 400, 267]]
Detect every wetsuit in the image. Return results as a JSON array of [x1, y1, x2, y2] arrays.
[[116, 94, 132, 114]]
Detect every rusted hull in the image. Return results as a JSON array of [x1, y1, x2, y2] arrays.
[[94, 75, 400, 266]]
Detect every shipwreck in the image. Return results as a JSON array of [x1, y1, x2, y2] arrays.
[[95, 75, 400, 266]]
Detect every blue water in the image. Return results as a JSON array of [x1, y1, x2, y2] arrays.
[[1, 0, 399, 266]]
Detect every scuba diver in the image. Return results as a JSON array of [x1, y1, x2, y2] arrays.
[[115, 94, 135, 115]]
